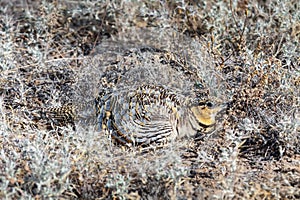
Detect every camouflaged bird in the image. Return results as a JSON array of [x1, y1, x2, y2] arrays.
[[96, 47, 226, 146], [29, 103, 77, 131], [97, 85, 225, 146]]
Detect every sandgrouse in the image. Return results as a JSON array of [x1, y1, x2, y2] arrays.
[[95, 47, 226, 146]]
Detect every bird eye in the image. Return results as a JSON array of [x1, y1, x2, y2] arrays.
[[198, 101, 206, 106], [206, 102, 213, 107]]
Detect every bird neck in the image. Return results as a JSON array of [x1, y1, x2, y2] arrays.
[[177, 109, 200, 138], [190, 106, 216, 126]]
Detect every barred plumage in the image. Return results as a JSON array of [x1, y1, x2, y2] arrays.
[[97, 85, 225, 146], [95, 46, 225, 146], [44, 103, 76, 127], [31, 103, 77, 131]]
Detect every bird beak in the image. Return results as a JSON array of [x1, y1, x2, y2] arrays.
[[214, 102, 228, 116], [220, 103, 228, 110]]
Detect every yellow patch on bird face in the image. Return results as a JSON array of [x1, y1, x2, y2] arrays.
[[190, 104, 224, 126]]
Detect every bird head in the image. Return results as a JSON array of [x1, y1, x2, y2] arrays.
[[190, 100, 227, 127]]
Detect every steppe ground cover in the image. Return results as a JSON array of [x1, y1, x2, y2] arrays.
[[0, 0, 299, 199]]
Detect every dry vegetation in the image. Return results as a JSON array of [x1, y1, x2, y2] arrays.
[[0, 0, 299, 199]]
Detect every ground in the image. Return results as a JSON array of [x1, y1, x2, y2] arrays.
[[0, 0, 299, 199]]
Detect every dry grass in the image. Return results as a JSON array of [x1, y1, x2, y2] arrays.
[[0, 0, 299, 199]]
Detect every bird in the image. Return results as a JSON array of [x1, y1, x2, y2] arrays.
[[28, 103, 77, 131], [95, 46, 226, 146], [43, 103, 77, 130], [96, 84, 225, 146]]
